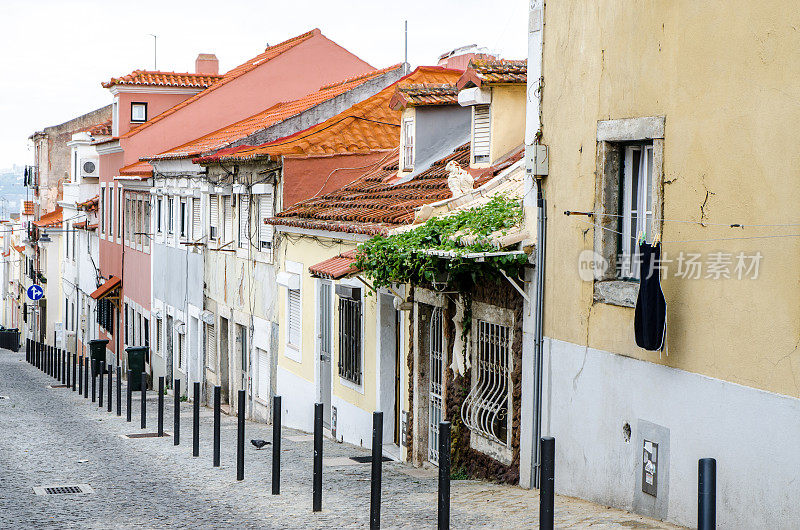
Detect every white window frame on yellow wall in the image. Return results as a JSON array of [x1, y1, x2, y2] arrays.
[[280, 261, 303, 363]]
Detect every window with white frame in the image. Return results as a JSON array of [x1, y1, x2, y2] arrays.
[[167, 197, 174, 235], [337, 288, 362, 385], [238, 194, 250, 249], [287, 287, 301, 350], [472, 104, 491, 164], [258, 193, 273, 252], [178, 332, 185, 370], [72, 224, 76, 260], [206, 322, 217, 369], [256, 347, 269, 400], [179, 198, 187, 238], [209, 194, 219, 241], [191, 197, 200, 239], [131, 102, 147, 123], [143, 199, 150, 252], [124, 303, 129, 345], [223, 196, 232, 242], [156, 197, 163, 233], [402, 117, 414, 170], [117, 188, 122, 238], [65, 222, 70, 260], [619, 143, 654, 279], [156, 318, 162, 355], [100, 187, 105, 234]]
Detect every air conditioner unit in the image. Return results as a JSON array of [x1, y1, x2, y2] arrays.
[[80, 158, 99, 178]]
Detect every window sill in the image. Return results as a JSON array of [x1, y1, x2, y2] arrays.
[[284, 344, 301, 363], [339, 375, 365, 395], [593, 280, 638, 308]]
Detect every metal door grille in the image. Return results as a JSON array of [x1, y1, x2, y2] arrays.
[[461, 320, 511, 445], [428, 307, 444, 465], [338, 298, 361, 385]]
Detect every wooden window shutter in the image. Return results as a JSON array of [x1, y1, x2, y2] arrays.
[[206, 323, 216, 368], [209, 195, 219, 239], [472, 104, 491, 163], [223, 196, 232, 241]]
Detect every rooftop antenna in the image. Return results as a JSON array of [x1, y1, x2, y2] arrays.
[[148, 34, 158, 70], [404, 20, 408, 74]]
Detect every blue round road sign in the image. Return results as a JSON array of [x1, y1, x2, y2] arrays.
[[27, 285, 44, 301]]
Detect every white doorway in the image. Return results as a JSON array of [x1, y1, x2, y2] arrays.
[[318, 281, 333, 428]]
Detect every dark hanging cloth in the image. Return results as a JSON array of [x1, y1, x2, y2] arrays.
[[634, 242, 666, 351]]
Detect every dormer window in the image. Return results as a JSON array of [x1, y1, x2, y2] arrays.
[[402, 117, 415, 170], [131, 102, 148, 123], [472, 104, 491, 164]]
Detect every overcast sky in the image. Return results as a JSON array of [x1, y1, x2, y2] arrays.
[[0, 0, 527, 167]]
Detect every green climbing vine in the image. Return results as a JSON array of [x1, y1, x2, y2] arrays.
[[354, 194, 527, 293]]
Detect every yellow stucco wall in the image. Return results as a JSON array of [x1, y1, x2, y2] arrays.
[[489, 85, 527, 163], [276, 236, 379, 413], [537, 1, 800, 396]]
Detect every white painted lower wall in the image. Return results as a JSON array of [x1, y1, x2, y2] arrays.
[[541, 337, 800, 529], [331, 395, 373, 449], [276, 366, 316, 433]]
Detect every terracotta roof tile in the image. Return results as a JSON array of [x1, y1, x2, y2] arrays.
[[23, 201, 34, 216], [308, 250, 360, 279], [90, 276, 121, 300], [88, 120, 112, 136], [118, 160, 153, 178], [389, 83, 458, 110], [456, 59, 527, 89], [120, 29, 321, 139], [206, 66, 464, 163], [33, 207, 63, 228], [146, 64, 402, 161], [13, 245, 25, 254], [77, 195, 99, 211], [102, 70, 222, 89], [268, 144, 523, 236]]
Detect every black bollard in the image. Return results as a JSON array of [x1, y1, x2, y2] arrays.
[[140, 372, 147, 429], [313, 402, 323, 512], [173, 379, 180, 445], [107, 366, 112, 412], [157, 377, 164, 437], [60, 350, 65, 384], [25, 338, 29, 363], [438, 421, 451, 530], [237, 390, 245, 481], [91, 360, 97, 402], [370, 411, 383, 529], [272, 395, 281, 495], [698, 458, 716, 530], [98, 361, 105, 408], [213, 386, 221, 467], [126, 369, 132, 422], [65, 352, 70, 387], [193, 382, 200, 457], [539, 436, 555, 530], [116, 367, 121, 416], [72, 353, 77, 391]]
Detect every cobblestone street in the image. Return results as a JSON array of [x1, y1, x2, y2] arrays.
[[0, 349, 681, 529]]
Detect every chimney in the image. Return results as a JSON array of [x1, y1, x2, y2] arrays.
[[438, 45, 497, 71], [195, 53, 219, 75]]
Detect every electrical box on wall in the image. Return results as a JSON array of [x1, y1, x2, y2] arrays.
[[525, 144, 548, 176], [642, 439, 658, 496]]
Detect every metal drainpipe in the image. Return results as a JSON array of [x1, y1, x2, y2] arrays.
[[532, 180, 547, 488]]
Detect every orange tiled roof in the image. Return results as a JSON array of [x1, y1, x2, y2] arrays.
[[13, 245, 25, 254], [23, 201, 34, 216], [118, 160, 153, 178], [145, 64, 403, 161], [456, 59, 527, 90], [87, 120, 112, 137], [77, 195, 99, 211], [90, 276, 121, 300], [308, 250, 360, 279], [102, 70, 222, 89], [205, 66, 464, 163], [389, 84, 459, 110], [120, 29, 322, 139], [268, 144, 523, 236], [33, 207, 63, 228]]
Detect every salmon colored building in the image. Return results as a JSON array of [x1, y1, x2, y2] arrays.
[[92, 29, 377, 372]]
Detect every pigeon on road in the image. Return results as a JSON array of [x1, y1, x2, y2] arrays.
[[251, 439, 271, 449]]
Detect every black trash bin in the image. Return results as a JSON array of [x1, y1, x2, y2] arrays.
[[8, 329, 20, 352], [89, 339, 109, 373], [127, 346, 148, 392]]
